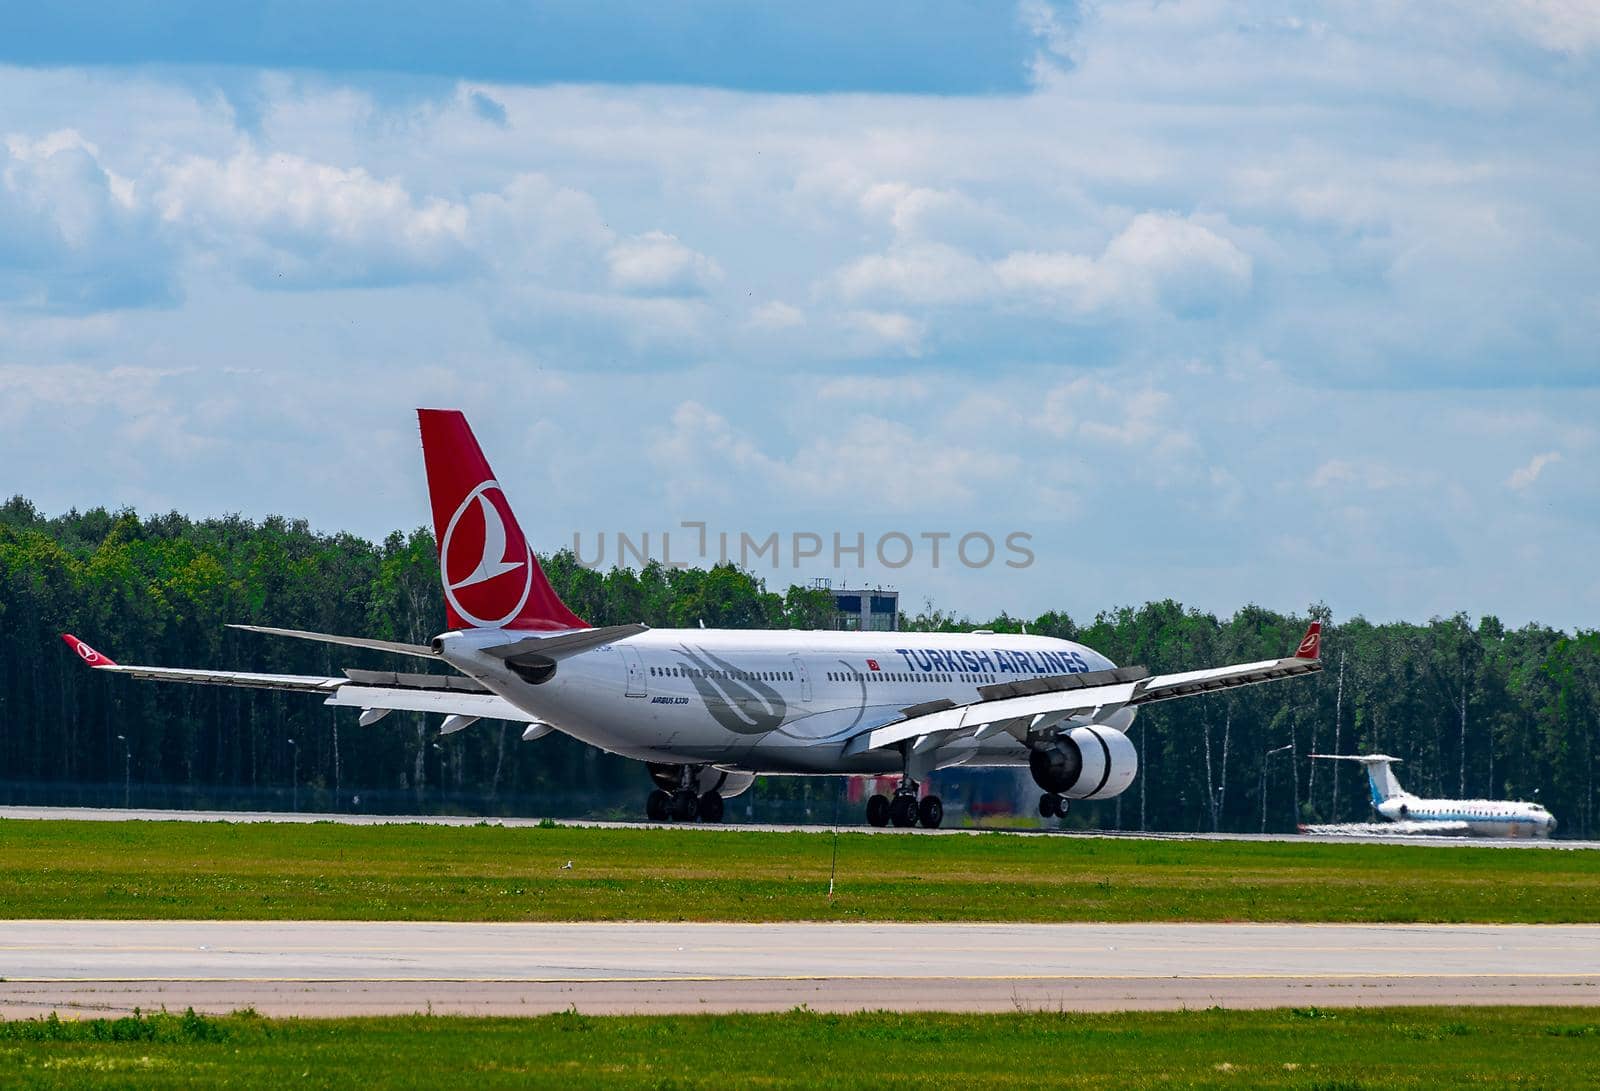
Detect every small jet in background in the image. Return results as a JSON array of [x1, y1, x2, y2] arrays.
[[1310, 754, 1556, 838]]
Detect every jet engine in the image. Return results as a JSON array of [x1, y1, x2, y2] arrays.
[[647, 763, 756, 799], [1028, 726, 1138, 800]]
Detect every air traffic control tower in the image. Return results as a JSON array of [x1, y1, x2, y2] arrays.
[[813, 579, 899, 631]]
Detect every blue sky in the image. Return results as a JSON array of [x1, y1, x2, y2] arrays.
[[2, 1, 1035, 93], [2, 1, 1598, 630]]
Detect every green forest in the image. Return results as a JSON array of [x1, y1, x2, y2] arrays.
[[2, 496, 1596, 837]]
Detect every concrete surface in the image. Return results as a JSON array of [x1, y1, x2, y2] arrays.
[[4, 921, 1596, 1017]]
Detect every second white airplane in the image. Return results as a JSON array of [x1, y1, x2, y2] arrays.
[[1312, 754, 1557, 838], [64, 410, 1324, 828]]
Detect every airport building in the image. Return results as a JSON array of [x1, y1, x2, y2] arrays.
[[815, 580, 899, 631]]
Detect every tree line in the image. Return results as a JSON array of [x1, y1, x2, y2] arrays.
[[1, 496, 1596, 836]]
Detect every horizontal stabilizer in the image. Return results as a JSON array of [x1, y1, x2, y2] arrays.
[[227, 624, 439, 660], [482, 623, 649, 664]]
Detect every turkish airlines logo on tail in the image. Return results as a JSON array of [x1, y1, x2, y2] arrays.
[[76, 641, 101, 664], [440, 480, 534, 628]]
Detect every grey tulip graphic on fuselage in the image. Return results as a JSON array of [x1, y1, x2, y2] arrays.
[[675, 646, 786, 734]]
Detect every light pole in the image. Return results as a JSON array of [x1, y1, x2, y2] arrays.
[[1261, 744, 1292, 833], [115, 734, 130, 809], [432, 743, 447, 809], [287, 738, 298, 813]]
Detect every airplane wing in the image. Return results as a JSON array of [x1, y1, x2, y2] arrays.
[[61, 634, 537, 725], [844, 622, 1324, 757]]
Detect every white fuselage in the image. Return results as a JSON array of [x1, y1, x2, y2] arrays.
[[438, 627, 1133, 775], [1375, 795, 1557, 838]]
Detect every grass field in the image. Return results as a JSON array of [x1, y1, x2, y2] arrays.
[[3, 819, 1598, 922], [3, 1006, 1598, 1088]]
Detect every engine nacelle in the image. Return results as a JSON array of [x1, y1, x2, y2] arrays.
[[647, 763, 756, 799], [1028, 726, 1138, 800]]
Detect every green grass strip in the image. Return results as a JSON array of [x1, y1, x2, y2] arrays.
[[3, 819, 1598, 922], [2, 1006, 1598, 1088]]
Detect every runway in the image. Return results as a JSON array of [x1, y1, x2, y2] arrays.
[[4, 921, 1598, 1017], [4, 805, 1596, 850]]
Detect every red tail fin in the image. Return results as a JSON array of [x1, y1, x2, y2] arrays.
[[62, 634, 117, 666], [416, 409, 587, 632], [1294, 621, 1322, 660]]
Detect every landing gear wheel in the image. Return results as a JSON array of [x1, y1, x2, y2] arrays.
[[647, 789, 671, 822], [866, 793, 890, 828], [670, 789, 700, 822], [917, 795, 944, 829], [698, 790, 725, 823], [1038, 792, 1065, 819], [890, 794, 918, 828]]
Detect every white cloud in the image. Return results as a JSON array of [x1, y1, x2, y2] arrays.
[[1508, 450, 1562, 490], [834, 243, 993, 307], [997, 213, 1253, 317], [1504, 0, 1600, 55], [607, 230, 722, 297], [0, 130, 177, 310], [836, 212, 1252, 320], [815, 376, 929, 401], [648, 399, 1018, 511], [747, 300, 805, 330], [157, 148, 472, 287], [843, 309, 925, 355], [1309, 458, 1424, 491], [1034, 376, 1198, 460], [466, 173, 613, 280]]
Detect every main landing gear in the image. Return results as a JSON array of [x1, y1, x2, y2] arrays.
[[644, 763, 726, 823], [645, 787, 724, 823], [865, 782, 943, 830], [1038, 792, 1069, 819]]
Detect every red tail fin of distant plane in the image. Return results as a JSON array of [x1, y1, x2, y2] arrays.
[[1294, 621, 1322, 660], [62, 634, 117, 667], [416, 409, 587, 632]]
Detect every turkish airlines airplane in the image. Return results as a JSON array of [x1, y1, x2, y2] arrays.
[[1311, 754, 1557, 838], [63, 410, 1324, 828]]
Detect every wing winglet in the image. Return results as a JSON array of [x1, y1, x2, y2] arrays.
[[1294, 621, 1322, 660], [62, 634, 117, 668]]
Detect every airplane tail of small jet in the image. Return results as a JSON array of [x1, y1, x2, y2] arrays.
[[1312, 753, 1407, 805], [416, 409, 587, 632]]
